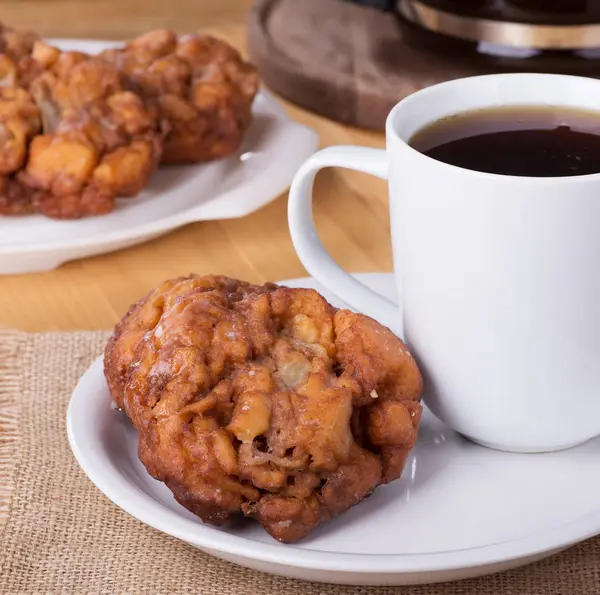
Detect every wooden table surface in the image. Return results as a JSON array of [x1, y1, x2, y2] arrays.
[[0, 0, 391, 332]]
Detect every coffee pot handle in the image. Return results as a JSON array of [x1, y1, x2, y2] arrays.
[[287, 146, 400, 334]]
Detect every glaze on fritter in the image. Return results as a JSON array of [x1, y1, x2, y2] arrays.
[[105, 276, 423, 543], [104, 275, 276, 410]]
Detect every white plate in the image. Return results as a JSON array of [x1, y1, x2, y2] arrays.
[[67, 273, 600, 586], [0, 39, 318, 275]]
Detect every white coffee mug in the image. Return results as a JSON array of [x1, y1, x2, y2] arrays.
[[288, 73, 600, 454]]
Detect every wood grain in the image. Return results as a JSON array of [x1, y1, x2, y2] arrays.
[[0, 0, 393, 332], [248, 0, 481, 130]]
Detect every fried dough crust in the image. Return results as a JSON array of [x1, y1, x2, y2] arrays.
[[105, 276, 423, 542]]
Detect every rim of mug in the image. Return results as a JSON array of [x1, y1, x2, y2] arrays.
[[386, 72, 600, 184]]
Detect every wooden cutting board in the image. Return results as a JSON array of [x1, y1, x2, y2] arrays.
[[248, 0, 484, 130]]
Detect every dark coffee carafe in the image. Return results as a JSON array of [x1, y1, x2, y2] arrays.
[[347, 1, 600, 74]]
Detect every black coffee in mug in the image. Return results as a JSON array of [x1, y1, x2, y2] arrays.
[[410, 106, 600, 177]]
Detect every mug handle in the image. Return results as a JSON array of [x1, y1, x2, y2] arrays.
[[288, 145, 400, 333]]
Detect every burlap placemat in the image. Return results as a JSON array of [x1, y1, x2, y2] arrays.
[[1, 328, 599, 594]]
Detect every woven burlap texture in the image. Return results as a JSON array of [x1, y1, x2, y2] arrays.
[[1, 328, 599, 594]]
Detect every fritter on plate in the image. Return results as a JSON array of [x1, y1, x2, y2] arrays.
[[100, 30, 259, 164], [15, 49, 165, 218], [105, 275, 423, 543], [0, 24, 260, 218]]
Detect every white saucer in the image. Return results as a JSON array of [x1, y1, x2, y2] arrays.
[[67, 273, 600, 586], [0, 39, 318, 275]]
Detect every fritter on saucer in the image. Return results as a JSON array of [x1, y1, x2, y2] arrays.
[[100, 30, 259, 164], [104, 275, 423, 543], [16, 51, 165, 218]]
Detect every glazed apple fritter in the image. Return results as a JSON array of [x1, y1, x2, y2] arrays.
[[16, 48, 165, 218], [105, 276, 423, 543], [0, 28, 167, 219], [0, 23, 260, 218], [100, 30, 259, 164]]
